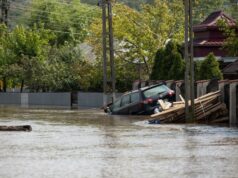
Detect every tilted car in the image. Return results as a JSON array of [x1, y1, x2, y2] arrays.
[[104, 83, 175, 115]]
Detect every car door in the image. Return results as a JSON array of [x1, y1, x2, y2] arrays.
[[117, 94, 130, 115], [128, 92, 142, 114]]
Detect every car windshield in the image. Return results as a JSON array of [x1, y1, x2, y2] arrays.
[[143, 85, 169, 98]]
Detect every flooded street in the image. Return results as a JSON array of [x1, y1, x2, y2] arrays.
[[0, 106, 238, 178]]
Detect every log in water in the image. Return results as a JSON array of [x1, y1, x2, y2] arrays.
[[0, 125, 32, 132]]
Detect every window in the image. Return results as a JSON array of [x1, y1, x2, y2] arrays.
[[113, 99, 121, 110], [131, 92, 140, 103], [121, 94, 130, 107], [143, 85, 169, 98]]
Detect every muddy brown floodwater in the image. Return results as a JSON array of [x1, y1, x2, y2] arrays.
[[0, 106, 238, 178]]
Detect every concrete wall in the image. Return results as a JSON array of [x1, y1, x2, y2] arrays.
[[78, 92, 122, 108], [0, 93, 21, 105], [28, 93, 71, 107], [78, 92, 103, 108], [0, 92, 71, 107]]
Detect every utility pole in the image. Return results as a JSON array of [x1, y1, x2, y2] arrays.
[[184, 0, 195, 122], [101, 0, 116, 106], [1, 0, 10, 26]]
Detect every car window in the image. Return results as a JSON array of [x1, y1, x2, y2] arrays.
[[143, 85, 169, 98], [121, 94, 130, 107], [131, 92, 140, 103], [112, 99, 121, 111]]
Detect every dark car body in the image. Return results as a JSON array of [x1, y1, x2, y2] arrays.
[[104, 83, 175, 115]]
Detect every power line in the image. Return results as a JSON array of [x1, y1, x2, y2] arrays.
[[10, 5, 99, 16], [8, 16, 98, 34], [8, 17, 86, 35], [10, 10, 98, 22], [10, 1, 100, 14]]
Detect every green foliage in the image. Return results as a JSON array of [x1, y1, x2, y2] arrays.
[[217, 19, 238, 56], [80, 0, 154, 9], [25, 0, 100, 45], [0, 24, 52, 91], [193, 0, 227, 24], [88, 0, 184, 79], [198, 53, 223, 80], [150, 41, 185, 80], [0, 0, 103, 92], [44, 44, 97, 91], [4, 0, 236, 92], [194, 60, 202, 80]]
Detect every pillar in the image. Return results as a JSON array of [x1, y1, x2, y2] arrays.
[[175, 80, 184, 101], [21, 93, 29, 107], [218, 80, 229, 103], [196, 80, 209, 98], [229, 80, 238, 125]]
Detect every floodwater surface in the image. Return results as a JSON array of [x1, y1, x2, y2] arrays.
[[0, 106, 238, 178]]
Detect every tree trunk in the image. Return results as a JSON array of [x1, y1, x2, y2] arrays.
[[3, 77, 7, 92], [142, 56, 150, 76], [20, 80, 24, 93]]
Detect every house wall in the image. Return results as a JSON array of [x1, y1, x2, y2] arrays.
[[194, 46, 227, 57], [194, 30, 225, 40]]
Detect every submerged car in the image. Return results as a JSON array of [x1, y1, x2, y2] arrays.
[[104, 83, 175, 115]]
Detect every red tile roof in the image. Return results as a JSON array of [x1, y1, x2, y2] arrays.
[[194, 11, 237, 32]]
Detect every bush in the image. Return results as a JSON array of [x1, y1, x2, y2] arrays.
[[150, 41, 185, 80], [198, 53, 223, 80]]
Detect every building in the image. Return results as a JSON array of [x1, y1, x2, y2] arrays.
[[223, 60, 238, 79], [193, 10, 238, 65]]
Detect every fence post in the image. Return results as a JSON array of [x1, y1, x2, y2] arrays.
[[21, 93, 29, 107], [175, 80, 184, 101], [218, 80, 229, 103], [196, 80, 209, 97]]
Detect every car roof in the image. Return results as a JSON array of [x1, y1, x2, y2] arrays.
[[123, 82, 165, 96]]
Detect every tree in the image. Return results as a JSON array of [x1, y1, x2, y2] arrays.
[[88, 0, 184, 80], [80, 0, 155, 9], [36, 44, 98, 92], [150, 40, 185, 80], [25, 0, 100, 46], [0, 24, 52, 92], [7, 26, 52, 92], [150, 48, 164, 80], [193, 0, 229, 24], [0, 24, 16, 91], [198, 53, 223, 80], [217, 19, 238, 57]]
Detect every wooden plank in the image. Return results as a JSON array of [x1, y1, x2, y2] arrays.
[[151, 105, 185, 118], [173, 101, 184, 105], [179, 94, 185, 103], [196, 103, 224, 120], [150, 91, 226, 124], [211, 117, 229, 123], [195, 90, 220, 100]]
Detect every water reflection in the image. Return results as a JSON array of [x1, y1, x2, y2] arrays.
[[0, 106, 238, 178]]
